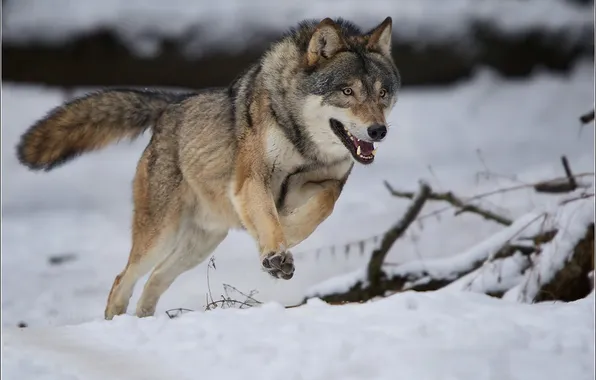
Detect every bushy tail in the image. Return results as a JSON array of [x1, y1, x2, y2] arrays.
[[16, 89, 195, 171]]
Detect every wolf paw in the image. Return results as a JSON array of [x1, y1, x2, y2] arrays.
[[104, 304, 128, 320], [262, 251, 295, 280]]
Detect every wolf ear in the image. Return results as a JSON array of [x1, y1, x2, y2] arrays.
[[306, 18, 347, 66], [366, 17, 393, 56]]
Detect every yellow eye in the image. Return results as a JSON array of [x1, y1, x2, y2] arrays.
[[342, 88, 353, 96], [379, 89, 387, 98]]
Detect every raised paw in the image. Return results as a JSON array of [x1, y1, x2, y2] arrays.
[[261, 251, 295, 280]]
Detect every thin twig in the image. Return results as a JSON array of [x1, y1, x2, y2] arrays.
[[384, 181, 513, 226], [206, 257, 216, 306], [205, 298, 255, 310], [415, 172, 593, 223], [470, 173, 592, 200], [367, 182, 431, 285], [165, 308, 194, 319], [559, 192, 595, 206], [222, 283, 262, 308]]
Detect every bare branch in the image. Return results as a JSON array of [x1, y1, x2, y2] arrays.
[[384, 181, 512, 226], [405, 172, 593, 224], [310, 214, 557, 305], [466, 173, 592, 200], [367, 182, 431, 285], [560, 192, 595, 206]]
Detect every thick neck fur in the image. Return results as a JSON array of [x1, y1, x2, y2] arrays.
[[258, 38, 351, 166], [229, 17, 398, 171]]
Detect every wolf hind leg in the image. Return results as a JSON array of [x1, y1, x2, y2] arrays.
[[135, 222, 227, 318], [104, 235, 162, 320], [104, 204, 176, 320], [105, 149, 174, 320]]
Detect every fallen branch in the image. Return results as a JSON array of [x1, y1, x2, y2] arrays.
[[367, 182, 431, 286], [444, 252, 534, 298], [534, 223, 594, 303], [307, 212, 551, 304], [444, 228, 557, 297], [384, 181, 512, 226], [502, 193, 594, 303]]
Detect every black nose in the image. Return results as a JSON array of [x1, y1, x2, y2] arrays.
[[367, 124, 387, 141]]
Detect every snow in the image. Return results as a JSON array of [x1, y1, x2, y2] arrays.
[[304, 268, 368, 298], [2, 60, 594, 378], [387, 213, 545, 284], [443, 252, 531, 295], [2, 61, 594, 327], [504, 189, 596, 302], [3, 291, 595, 380], [3, 0, 593, 57], [305, 211, 551, 298], [445, 186, 596, 298]]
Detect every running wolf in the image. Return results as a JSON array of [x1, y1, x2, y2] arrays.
[[16, 17, 401, 319]]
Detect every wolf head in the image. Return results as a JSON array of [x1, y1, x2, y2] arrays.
[[296, 17, 400, 165]]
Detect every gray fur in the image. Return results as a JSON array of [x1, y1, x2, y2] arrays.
[[16, 17, 401, 319]]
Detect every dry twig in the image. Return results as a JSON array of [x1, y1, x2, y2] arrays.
[[367, 182, 431, 285], [384, 181, 513, 226], [165, 308, 194, 319], [560, 192, 595, 206]]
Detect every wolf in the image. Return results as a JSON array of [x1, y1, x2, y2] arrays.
[[16, 17, 401, 319]]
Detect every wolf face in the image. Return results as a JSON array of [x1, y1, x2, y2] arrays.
[[300, 17, 400, 165]]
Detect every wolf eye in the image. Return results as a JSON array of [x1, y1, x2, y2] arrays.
[[379, 89, 387, 98], [342, 88, 353, 96]]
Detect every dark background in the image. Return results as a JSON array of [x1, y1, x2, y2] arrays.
[[2, 0, 594, 90]]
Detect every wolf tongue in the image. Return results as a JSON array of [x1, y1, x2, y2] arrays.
[[359, 141, 374, 155], [353, 138, 374, 155]]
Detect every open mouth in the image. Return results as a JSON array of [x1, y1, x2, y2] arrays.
[[329, 119, 376, 164]]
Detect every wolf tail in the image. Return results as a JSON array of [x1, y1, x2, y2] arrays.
[[16, 89, 195, 171]]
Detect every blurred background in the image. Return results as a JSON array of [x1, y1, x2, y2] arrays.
[[2, 0, 594, 88], [2, 0, 594, 327]]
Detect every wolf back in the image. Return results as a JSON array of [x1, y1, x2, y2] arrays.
[[16, 16, 401, 319]]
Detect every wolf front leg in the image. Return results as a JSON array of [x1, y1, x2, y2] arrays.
[[233, 168, 295, 280], [279, 179, 343, 249]]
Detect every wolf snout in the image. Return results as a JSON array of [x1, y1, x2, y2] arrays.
[[367, 124, 387, 142]]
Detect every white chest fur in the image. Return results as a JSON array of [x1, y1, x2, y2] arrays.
[[264, 127, 353, 209]]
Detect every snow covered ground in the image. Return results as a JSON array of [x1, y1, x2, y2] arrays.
[[3, 0, 592, 57], [3, 292, 595, 380], [1, 61, 594, 378]]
